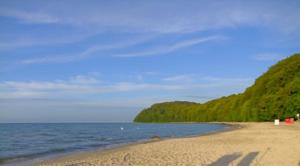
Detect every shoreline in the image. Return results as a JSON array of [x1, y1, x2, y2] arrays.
[[35, 122, 300, 166], [1, 123, 232, 166], [32, 123, 239, 166]]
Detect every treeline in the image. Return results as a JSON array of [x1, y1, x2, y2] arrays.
[[134, 53, 300, 122]]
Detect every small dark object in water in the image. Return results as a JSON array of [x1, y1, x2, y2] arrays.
[[150, 135, 161, 140]]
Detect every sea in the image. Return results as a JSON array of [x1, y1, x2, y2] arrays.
[[0, 123, 227, 165]]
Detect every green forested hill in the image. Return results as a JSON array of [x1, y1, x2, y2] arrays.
[[134, 53, 300, 122]]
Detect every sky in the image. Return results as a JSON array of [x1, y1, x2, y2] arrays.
[[0, 0, 299, 122]]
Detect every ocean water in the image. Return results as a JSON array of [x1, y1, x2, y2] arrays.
[[0, 123, 226, 165]]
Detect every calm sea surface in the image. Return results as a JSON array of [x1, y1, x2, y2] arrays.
[[0, 123, 226, 165]]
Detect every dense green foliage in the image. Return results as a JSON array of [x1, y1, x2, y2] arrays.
[[134, 54, 300, 122]]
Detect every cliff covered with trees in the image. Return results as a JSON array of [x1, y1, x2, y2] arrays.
[[134, 53, 300, 122]]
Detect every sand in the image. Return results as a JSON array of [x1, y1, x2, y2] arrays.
[[35, 122, 300, 166]]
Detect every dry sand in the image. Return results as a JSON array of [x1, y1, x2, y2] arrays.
[[35, 122, 300, 166]]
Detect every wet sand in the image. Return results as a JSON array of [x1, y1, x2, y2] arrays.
[[35, 122, 300, 166]]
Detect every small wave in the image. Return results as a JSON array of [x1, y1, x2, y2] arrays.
[[95, 137, 110, 141], [38, 133, 56, 137], [0, 148, 68, 164], [85, 142, 111, 148], [0, 158, 11, 164]]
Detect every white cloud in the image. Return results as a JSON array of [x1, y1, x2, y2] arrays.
[[0, 80, 182, 99], [70, 75, 100, 84], [136, 75, 143, 81], [112, 82, 184, 92], [0, 74, 254, 122], [252, 53, 286, 61], [0, 74, 253, 101], [163, 74, 194, 82], [0, 74, 182, 99], [201, 76, 253, 83]]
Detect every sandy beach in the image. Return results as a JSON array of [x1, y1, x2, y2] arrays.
[[35, 122, 300, 166]]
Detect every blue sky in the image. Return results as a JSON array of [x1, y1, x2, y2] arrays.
[[0, 0, 299, 122]]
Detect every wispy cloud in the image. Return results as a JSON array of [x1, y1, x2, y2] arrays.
[[184, 95, 215, 100], [163, 74, 194, 82], [0, 8, 59, 24], [0, 32, 99, 50], [1, 1, 299, 34], [0, 79, 182, 99], [252, 53, 286, 61], [0, 74, 253, 101], [20, 36, 155, 64], [0, 73, 254, 122], [114, 36, 222, 57], [20, 35, 221, 64]]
